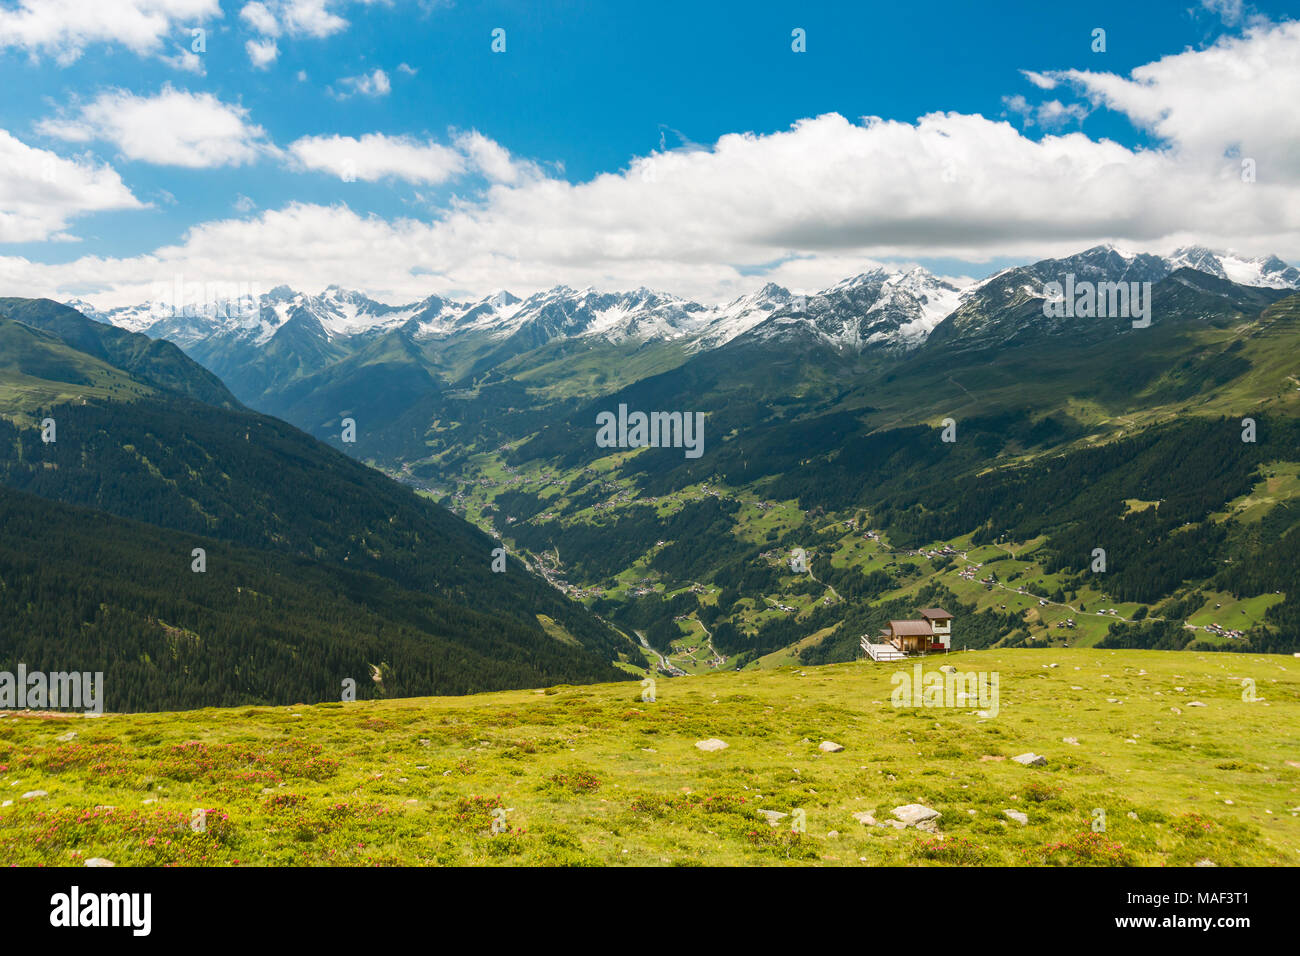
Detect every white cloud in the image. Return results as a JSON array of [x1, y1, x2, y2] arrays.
[[37, 86, 277, 169], [1034, 100, 1090, 127], [0, 0, 220, 66], [1043, 21, 1300, 178], [160, 47, 205, 74], [335, 68, 391, 98], [1020, 70, 1058, 91], [281, 0, 348, 38], [0, 129, 144, 242], [287, 133, 464, 183], [246, 37, 280, 67], [1003, 94, 1089, 129], [1201, 0, 1247, 26], [7, 19, 1300, 307], [453, 130, 541, 184], [239, 2, 281, 36], [238, 0, 355, 65]]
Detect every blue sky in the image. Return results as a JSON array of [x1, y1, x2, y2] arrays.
[[1, 0, 1297, 304]]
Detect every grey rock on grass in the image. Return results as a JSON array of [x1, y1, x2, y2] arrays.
[[891, 804, 941, 825]]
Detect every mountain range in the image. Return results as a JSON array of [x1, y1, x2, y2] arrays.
[[60, 245, 1299, 437], [5, 241, 1298, 708], [70, 244, 1300, 359]]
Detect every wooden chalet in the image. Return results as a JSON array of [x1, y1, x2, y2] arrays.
[[861, 607, 953, 660]]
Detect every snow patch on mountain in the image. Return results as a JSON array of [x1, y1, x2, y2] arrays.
[[690, 282, 793, 351]]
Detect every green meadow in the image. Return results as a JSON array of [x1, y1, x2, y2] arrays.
[[2, 648, 1296, 866]]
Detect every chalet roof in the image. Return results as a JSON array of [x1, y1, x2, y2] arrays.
[[919, 607, 953, 620], [888, 619, 933, 636]]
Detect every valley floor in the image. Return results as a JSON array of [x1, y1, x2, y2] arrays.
[[1, 648, 1297, 866]]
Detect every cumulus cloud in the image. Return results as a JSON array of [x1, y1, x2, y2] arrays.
[[1040, 20, 1300, 178], [287, 133, 465, 183], [452, 130, 542, 185], [334, 68, 391, 98], [277, 0, 349, 37], [0, 0, 219, 66], [238, 0, 365, 65], [245, 37, 280, 68], [1020, 70, 1058, 91], [160, 47, 205, 74], [1003, 94, 1090, 129], [0, 129, 144, 242], [7, 18, 1300, 307], [1200, 0, 1249, 26], [37, 86, 277, 169], [239, 2, 281, 36]]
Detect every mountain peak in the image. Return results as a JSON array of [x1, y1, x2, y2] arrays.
[[755, 281, 790, 298], [826, 266, 893, 293]]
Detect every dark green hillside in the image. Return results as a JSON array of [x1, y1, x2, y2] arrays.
[[483, 340, 873, 506], [852, 278, 1298, 429], [260, 329, 440, 447], [0, 395, 629, 667], [482, 277, 1297, 500], [0, 302, 636, 707], [189, 310, 350, 407], [0, 486, 625, 711]]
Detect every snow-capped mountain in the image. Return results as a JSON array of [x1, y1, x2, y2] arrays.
[[442, 286, 711, 347], [691, 282, 794, 351], [63, 245, 1298, 376], [739, 267, 967, 352], [967, 244, 1300, 305], [568, 288, 710, 344], [65, 297, 182, 336], [929, 244, 1300, 353], [1165, 246, 1300, 290]]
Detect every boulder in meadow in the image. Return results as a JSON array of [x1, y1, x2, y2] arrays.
[[891, 804, 941, 826]]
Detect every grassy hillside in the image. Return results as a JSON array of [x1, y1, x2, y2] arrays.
[[0, 298, 240, 410], [0, 319, 153, 419], [1, 648, 1296, 866]]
